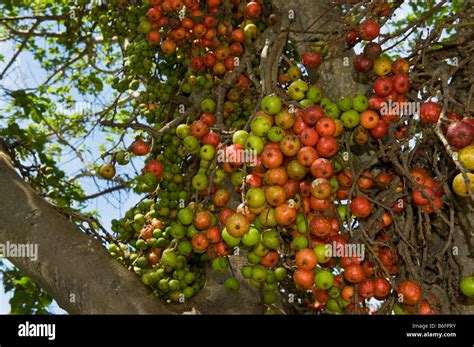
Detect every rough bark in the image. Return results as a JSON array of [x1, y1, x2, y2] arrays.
[[272, 0, 368, 99], [0, 152, 179, 314]]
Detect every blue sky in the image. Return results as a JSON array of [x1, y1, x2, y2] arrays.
[[0, 37, 141, 314]]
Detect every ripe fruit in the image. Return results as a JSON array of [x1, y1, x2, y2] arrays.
[[147, 31, 161, 44], [392, 58, 409, 74], [460, 276, 474, 297], [346, 30, 359, 46], [194, 211, 212, 230], [358, 279, 375, 298], [202, 52, 217, 68], [358, 19, 379, 41], [192, 232, 210, 251], [360, 110, 380, 129], [260, 250, 279, 267], [419, 102, 441, 124], [302, 105, 324, 125], [300, 127, 319, 147], [393, 73, 411, 94], [145, 160, 163, 178], [316, 117, 336, 137], [302, 51, 322, 69], [343, 263, 364, 283], [274, 203, 297, 226], [351, 196, 372, 218], [310, 158, 333, 179], [446, 120, 474, 149], [202, 131, 220, 148], [99, 163, 116, 179], [261, 146, 283, 169], [298, 147, 319, 167], [294, 269, 315, 289], [397, 280, 422, 305], [363, 42, 382, 59], [374, 277, 391, 299], [225, 213, 250, 237], [452, 172, 474, 197], [412, 187, 435, 206], [341, 285, 355, 301], [261, 94, 282, 115], [246, 1, 262, 17], [373, 57, 392, 76], [370, 120, 389, 139], [264, 167, 288, 185], [459, 145, 474, 170], [295, 248, 318, 270], [316, 136, 339, 158], [190, 120, 209, 139], [373, 77, 393, 97], [357, 170, 374, 189], [419, 300, 436, 315], [213, 189, 231, 207], [191, 57, 205, 72], [161, 39, 177, 53], [265, 185, 287, 206], [131, 139, 150, 156], [310, 215, 331, 237], [368, 96, 385, 110], [280, 135, 301, 157], [353, 54, 373, 73], [311, 178, 332, 199], [275, 109, 295, 129]]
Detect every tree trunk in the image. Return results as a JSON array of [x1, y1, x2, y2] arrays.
[[0, 152, 179, 314]]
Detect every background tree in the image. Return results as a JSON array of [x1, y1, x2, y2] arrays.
[[0, 0, 472, 314]]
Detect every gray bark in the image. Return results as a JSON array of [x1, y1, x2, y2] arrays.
[[0, 153, 178, 314]]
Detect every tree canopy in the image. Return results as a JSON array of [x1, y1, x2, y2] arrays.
[[0, 0, 473, 315]]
